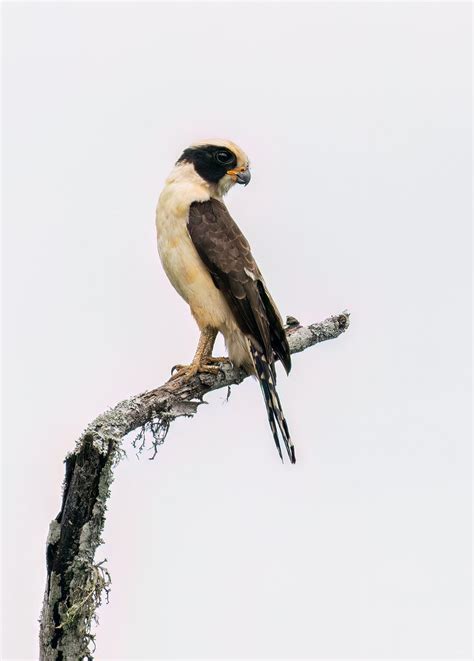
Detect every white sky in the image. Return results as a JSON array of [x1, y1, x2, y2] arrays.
[[2, 2, 471, 659]]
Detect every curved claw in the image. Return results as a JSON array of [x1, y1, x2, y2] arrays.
[[169, 364, 195, 381]]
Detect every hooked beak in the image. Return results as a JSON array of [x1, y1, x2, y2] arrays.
[[227, 166, 251, 186]]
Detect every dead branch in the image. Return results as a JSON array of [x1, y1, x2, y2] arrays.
[[39, 311, 350, 659]]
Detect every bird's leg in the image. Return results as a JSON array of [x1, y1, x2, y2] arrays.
[[201, 329, 231, 366], [202, 327, 217, 359], [170, 328, 228, 380]]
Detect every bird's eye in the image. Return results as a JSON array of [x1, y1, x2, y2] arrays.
[[215, 150, 233, 164]]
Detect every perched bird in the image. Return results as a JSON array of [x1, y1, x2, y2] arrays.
[[156, 140, 295, 463]]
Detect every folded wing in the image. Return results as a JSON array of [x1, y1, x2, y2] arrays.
[[187, 198, 295, 462]]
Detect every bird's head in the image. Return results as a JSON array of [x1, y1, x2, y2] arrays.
[[176, 139, 251, 196]]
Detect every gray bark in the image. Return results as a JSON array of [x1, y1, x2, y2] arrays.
[[39, 311, 350, 660]]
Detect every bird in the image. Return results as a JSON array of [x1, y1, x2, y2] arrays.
[[155, 139, 295, 463]]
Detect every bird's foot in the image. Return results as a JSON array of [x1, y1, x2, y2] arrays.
[[204, 356, 232, 366], [169, 360, 224, 381]]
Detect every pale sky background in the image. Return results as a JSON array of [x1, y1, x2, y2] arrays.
[[2, 2, 472, 659]]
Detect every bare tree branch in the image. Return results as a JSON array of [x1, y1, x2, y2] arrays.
[[39, 311, 350, 660]]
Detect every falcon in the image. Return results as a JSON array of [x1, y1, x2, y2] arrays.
[[155, 140, 295, 463]]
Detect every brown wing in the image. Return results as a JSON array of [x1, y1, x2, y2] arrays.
[[187, 198, 291, 374]]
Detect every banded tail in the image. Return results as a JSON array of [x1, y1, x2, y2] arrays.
[[250, 344, 296, 464]]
